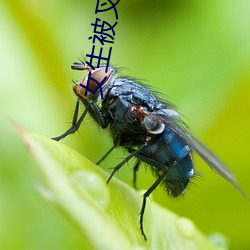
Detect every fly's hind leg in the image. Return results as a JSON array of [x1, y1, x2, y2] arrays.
[[133, 160, 141, 189], [140, 172, 166, 240]]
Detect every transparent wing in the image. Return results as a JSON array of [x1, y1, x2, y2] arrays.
[[149, 110, 247, 198], [170, 121, 247, 198]]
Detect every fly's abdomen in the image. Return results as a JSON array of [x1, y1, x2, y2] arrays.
[[164, 153, 193, 197], [137, 128, 194, 197], [163, 129, 194, 196]]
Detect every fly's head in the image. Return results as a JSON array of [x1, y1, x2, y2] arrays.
[[71, 61, 116, 102]]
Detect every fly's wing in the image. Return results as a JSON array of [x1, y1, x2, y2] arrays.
[[182, 131, 248, 197], [151, 109, 247, 198]]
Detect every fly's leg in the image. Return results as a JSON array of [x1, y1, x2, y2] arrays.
[[88, 100, 107, 129], [133, 160, 141, 189], [140, 172, 166, 240], [52, 99, 107, 141], [107, 143, 146, 184], [96, 145, 116, 165], [52, 99, 87, 141]]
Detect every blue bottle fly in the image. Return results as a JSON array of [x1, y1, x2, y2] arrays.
[[52, 61, 246, 240]]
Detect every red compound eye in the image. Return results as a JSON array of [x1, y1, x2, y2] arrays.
[[72, 62, 111, 99], [86, 68, 111, 91]]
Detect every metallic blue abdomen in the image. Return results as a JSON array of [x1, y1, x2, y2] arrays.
[[137, 128, 194, 197]]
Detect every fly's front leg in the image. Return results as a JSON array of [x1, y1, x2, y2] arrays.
[[88, 100, 107, 129], [52, 99, 88, 141], [52, 99, 107, 141]]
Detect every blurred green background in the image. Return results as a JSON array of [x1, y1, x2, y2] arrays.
[[1, 0, 250, 249]]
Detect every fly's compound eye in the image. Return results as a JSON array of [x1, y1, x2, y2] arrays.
[[72, 61, 111, 99], [86, 68, 111, 92], [142, 116, 165, 134]]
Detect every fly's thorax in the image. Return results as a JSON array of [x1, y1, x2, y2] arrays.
[[71, 61, 117, 102]]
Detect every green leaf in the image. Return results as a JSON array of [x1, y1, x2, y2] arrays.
[[19, 128, 226, 250]]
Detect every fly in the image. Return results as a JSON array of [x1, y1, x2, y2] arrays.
[[52, 61, 247, 240]]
